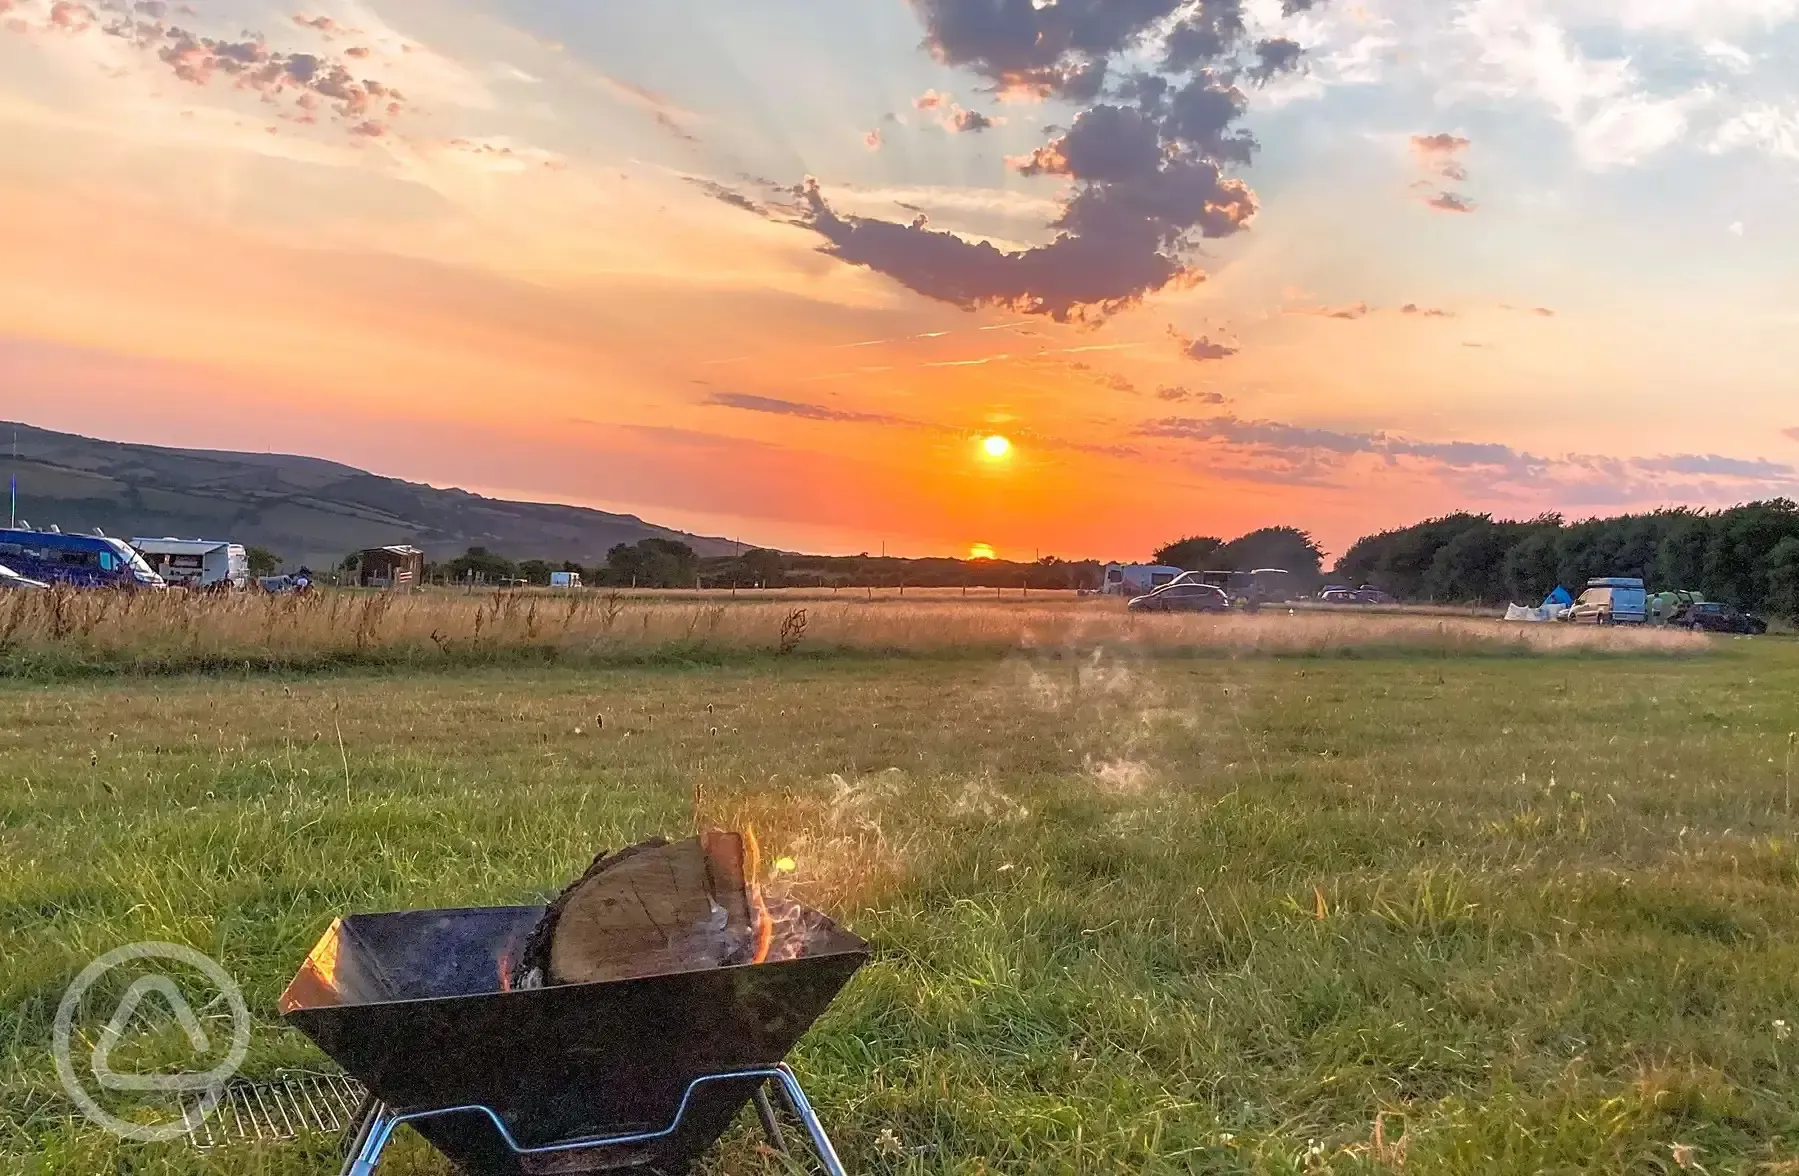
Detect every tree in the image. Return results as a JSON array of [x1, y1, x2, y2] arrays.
[[448, 546, 517, 583], [1767, 536, 1799, 624], [1217, 527, 1324, 577], [738, 548, 787, 586], [604, 538, 698, 588], [517, 559, 555, 586], [245, 546, 283, 577], [1153, 535, 1225, 569]]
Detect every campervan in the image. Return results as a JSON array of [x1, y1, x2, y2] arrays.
[[130, 537, 250, 590], [0, 526, 165, 589], [1098, 563, 1184, 597]]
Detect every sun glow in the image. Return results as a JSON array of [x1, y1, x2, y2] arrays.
[[980, 434, 1013, 460], [969, 543, 997, 560]]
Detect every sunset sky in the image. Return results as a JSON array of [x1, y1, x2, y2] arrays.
[[3, 0, 1798, 560]]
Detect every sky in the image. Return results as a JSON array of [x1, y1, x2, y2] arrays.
[[3, 0, 1798, 561]]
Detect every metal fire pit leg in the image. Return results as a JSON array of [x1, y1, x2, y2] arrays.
[[340, 1101, 394, 1176], [751, 1085, 789, 1153], [336, 1067, 848, 1176], [769, 1065, 849, 1176]]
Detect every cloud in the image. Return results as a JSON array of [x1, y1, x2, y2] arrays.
[[1410, 132, 1470, 180], [1289, 301, 1369, 319], [1532, 306, 1555, 316], [950, 106, 994, 132], [1400, 303, 1454, 317], [685, 177, 769, 216], [765, 0, 1315, 320], [914, 89, 999, 133], [864, 129, 883, 151], [1156, 385, 1228, 403], [1137, 412, 1799, 499], [1171, 326, 1239, 362], [706, 392, 904, 425], [0, 7, 414, 134], [1408, 131, 1475, 211], [1783, 427, 1799, 443], [1634, 454, 1795, 478]]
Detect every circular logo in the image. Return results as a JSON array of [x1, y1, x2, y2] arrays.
[[52, 942, 251, 1143]]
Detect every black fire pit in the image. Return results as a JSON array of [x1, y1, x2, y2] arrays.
[[279, 904, 869, 1175]]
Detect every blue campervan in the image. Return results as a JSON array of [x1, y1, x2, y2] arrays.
[[0, 527, 166, 589]]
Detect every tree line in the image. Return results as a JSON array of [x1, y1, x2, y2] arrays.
[[1333, 501, 1799, 619]]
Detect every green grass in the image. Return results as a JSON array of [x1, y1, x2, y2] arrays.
[[4, 639, 1799, 1173]]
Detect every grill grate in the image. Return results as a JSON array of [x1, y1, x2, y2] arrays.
[[181, 1071, 369, 1149]]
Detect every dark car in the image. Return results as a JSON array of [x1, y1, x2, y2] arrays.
[[1684, 601, 1768, 635], [1128, 583, 1231, 613]]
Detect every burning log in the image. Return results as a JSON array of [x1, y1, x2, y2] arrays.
[[509, 830, 802, 990]]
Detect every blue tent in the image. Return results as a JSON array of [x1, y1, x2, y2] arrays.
[[1542, 585, 1573, 608]]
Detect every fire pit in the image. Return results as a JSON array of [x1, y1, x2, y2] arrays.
[[279, 855, 868, 1175]]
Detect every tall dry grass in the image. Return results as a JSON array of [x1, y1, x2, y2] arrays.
[[0, 586, 1706, 676]]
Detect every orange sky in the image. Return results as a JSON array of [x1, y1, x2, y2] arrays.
[[3, 0, 1797, 559]]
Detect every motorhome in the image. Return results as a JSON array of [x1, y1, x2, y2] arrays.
[[0, 526, 165, 589], [1098, 563, 1184, 597], [130, 537, 250, 590]]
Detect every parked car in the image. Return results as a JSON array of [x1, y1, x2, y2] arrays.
[[0, 561, 49, 590], [1320, 586, 1393, 605], [1683, 601, 1768, 635], [1567, 577, 1647, 625], [1128, 583, 1231, 613]]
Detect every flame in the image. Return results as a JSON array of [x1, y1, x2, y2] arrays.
[[497, 948, 513, 993], [745, 826, 774, 966]]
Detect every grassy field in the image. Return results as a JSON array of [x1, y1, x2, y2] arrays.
[[0, 589, 1699, 678], [4, 608, 1798, 1174]]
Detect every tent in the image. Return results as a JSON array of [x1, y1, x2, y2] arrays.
[[1542, 586, 1573, 608]]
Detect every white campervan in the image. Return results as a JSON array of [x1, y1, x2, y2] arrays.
[[130, 538, 250, 590], [1097, 563, 1184, 597]]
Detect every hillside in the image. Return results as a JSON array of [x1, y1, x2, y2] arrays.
[[0, 422, 739, 567]]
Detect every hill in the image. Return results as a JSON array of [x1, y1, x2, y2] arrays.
[[0, 422, 740, 567]]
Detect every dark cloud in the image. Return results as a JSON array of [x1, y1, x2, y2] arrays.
[[1426, 191, 1476, 213], [1400, 303, 1453, 317], [10, 7, 415, 132], [706, 392, 902, 425], [1532, 306, 1555, 316], [951, 106, 994, 132], [686, 178, 770, 216], [1171, 326, 1239, 362], [765, 0, 1313, 320], [1250, 37, 1305, 82]]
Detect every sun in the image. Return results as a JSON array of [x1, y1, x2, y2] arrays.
[[979, 434, 1012, 460], [968, 543, 997, 560]]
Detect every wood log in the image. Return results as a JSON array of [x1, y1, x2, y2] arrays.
[[510, 832, 761, 988]]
